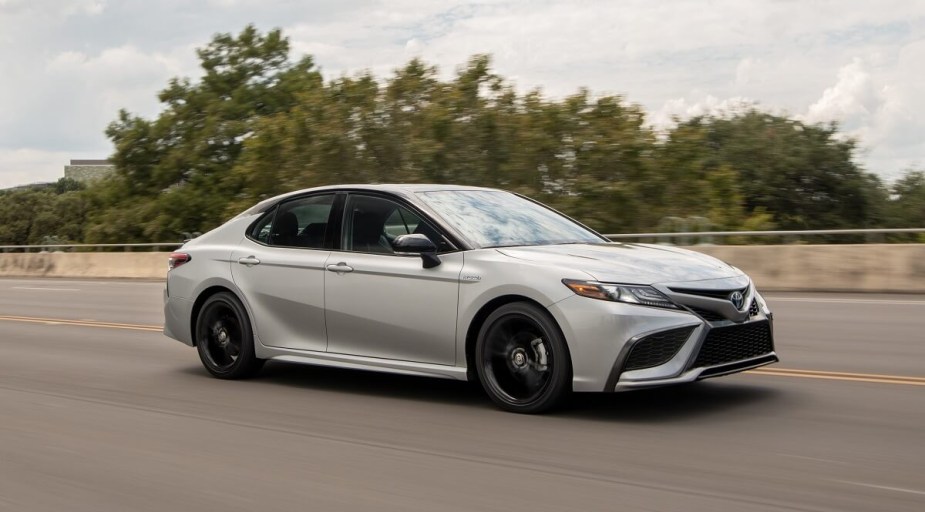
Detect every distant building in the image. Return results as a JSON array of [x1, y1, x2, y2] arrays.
[[64, 159, 115, 183]]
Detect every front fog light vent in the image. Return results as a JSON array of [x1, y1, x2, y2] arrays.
[[623, 326, 696, 371]]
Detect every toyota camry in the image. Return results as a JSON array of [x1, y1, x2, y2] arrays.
[[164, 184, 778, 413]]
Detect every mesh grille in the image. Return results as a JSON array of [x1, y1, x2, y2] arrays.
[[749, 299, 760, 317], [624, 326, 695, 371], [692, 321, 773, 368]]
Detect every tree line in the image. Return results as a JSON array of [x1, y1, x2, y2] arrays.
[[1, 25, 923, 247]]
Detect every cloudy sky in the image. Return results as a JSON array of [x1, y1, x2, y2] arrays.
[[0, 0, 923, 188]]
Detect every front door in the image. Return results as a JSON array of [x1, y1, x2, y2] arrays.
[[323, 194, 462, 365]]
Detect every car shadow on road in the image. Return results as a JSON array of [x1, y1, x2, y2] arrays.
[[562, 380, 796, 422], [179, 362, 797, 422], [181, 361, 491, 408]]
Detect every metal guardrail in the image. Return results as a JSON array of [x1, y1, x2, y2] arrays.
[[604, 228, 925, 244], [0, 242, 183, 253]]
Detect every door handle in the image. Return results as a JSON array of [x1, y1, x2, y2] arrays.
[[237, 256, 261, 267], [326, 262, 354, 273]]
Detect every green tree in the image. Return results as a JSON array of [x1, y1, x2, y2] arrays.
[[92, 25, 322, 242], [2, 25, 909, 246], [0, 179, 89, 246], [681, 112, 883, 230], [886, 171, 925, 238], [636, 110, 899, 239]]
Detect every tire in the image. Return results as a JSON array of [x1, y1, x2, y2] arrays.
[[195, 291, 264, 379], [475, 302, 572, 413]]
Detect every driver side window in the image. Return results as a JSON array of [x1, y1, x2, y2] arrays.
[[343, 195, 447, 254]]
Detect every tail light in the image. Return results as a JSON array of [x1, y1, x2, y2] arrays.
[[168, 252, 191, 270]]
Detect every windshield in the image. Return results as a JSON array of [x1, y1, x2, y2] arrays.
[[417, 190, 606, 248]]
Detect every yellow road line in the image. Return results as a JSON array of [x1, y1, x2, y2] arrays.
[[748, 368, 925, 386], [1, 314, 923, 387], [0, 315, 162, 332], [755, 367, 925, 384]]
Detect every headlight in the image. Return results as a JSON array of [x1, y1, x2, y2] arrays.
[[562, 279, 679, 309]]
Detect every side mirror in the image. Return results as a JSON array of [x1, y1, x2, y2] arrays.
[[393, 233, 441, 268]]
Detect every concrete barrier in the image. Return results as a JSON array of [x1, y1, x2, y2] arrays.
[[0, 252, 168, 280], [689, 244, 925, 293], [0, 245, 924, 293]]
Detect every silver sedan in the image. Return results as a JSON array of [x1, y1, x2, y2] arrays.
[[164, 184, 777, 413]]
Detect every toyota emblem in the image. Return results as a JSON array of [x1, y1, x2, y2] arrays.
[[729, 290, 745, 310]]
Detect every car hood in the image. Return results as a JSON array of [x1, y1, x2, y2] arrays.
[[496, 243, 743, 285]]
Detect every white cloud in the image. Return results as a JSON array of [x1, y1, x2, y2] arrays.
[[0, 0, 106, 18], [650, 96, 761, 131], [404, 38, 423, 57], [62, 0, 106, 17], [735, 58, 762, 87], [804, 59, 881, 126], [796, 46, 925, 178]]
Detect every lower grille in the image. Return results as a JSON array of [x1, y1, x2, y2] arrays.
[[692, 321, 773, 368], [624, 326, 695, 371]]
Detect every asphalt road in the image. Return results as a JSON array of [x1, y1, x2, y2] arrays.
[[0, 278, 922, 511]]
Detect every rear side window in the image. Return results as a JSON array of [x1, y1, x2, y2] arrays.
[[248, 194, 335, 249], [250, 209, 275, 244]]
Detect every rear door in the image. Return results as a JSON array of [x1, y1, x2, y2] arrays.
[[231, 193, 337, 352]]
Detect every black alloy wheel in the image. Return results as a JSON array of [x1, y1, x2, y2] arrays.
[[475, 302, 571, 413], [195, 292, 264, 379]]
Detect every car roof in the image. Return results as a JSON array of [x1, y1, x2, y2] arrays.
[[238, 183, 503, 216], [304, 183, 498, 194]]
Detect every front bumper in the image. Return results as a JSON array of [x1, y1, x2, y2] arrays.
[[548, 289, 777, 392]]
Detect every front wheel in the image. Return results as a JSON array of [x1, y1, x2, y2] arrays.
[[475, 302, 572, 413], [195, 292, 264, 379]]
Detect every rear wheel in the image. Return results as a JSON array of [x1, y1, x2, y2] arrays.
[[475, 302, 571, 413], [195, 292, 264, 379]]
